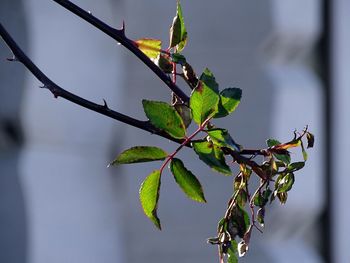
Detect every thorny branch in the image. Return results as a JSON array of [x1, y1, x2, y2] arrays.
[[52, 0, 189, 104], [0, 22, 182, 143], [0, 10, 277, 178]]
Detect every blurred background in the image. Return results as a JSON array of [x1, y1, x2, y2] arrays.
[[0, 0, 347, 262]]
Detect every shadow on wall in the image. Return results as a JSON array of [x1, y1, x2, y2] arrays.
[[0, 0, 28, 262]]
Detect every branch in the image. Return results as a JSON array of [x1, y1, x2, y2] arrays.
[[52, 0, 189, 104], [0, 14, 276, 180], [0, 22, 181, 143], [224, 148, 267, 180]]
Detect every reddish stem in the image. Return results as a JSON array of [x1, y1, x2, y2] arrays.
[[160, 118, 210, 174]]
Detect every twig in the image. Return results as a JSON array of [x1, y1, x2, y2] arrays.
[[0, 10, 284, 178], [0, 22, 180, 143], [52, 0, 189, 104]]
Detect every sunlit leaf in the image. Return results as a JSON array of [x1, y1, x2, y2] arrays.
[[139, 170, 162, 229], [237, 240, 248, 257], [192, 140, 231, 175], [134, 38, 162, 59], [190, 69, 220, 125], [274, 139, 301, 150], [270, 157, 278, 173], [275, 173, 295, 193], [214, 88, 242, 118], [207, 128, 242, 152], [240, 164, 252, 180], [109, 146, 168, 166], [236, 189, 247, 208], [234, 173, 244, 191], [170, 158, 206, 202], [142, 100, 186, 139], [277, 192, 288, 205], [267, 139, 292, 164], [169, 1, 187, 52], [266, 138, 281, 147]]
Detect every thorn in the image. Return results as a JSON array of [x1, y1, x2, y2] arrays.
[[121, 20, 125, 31], [39, 84, 52, 91], [102, 99, 109, 109], [119, 20, 125, 36], [6, 55, 18, 62]]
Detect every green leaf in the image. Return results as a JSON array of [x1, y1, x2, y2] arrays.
[[274, 152, 291, 165], [307, 132, 315, 148], [229, 206, 250, 238], [227, 241, 238, 263], [301, 141, 308, 161], [236, 189, 247, 208], [270, 157, 278, 173], [192, 141, 231, 175], [263, 189, 272, 200], [109, 146, 168, 165], [155, 54, 173, 74], [240, 165, 252, 180], [267, 139, 291, 164], [266, 138, 281, 147], [174, 104, 192, 128], [277, 192, 288, 205], [207, 128, 242, 152], [142, 100, 186, 139], [170, 158, 206, 203], [139, 170, 162, 229], [257, 207, 265, 228], [254, 189, 271, 207], [214, 88, 242, 118], [217, 217, 226, 232], [287, 162, 305, 172], [253, 192, 265, 207], [169, 1, 187, 52], [274, 138, 301, 150], [182, 62, 198, 88], [171, 53, 186, 65], [275, 173, 295, 193], [234, 174, 244, 191], [190, 69, 220, 125], [134, 38, 162, 59]]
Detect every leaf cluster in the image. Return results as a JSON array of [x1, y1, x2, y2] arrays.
[[109, 2, 315, 262], [0, 1, 315, 262]]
